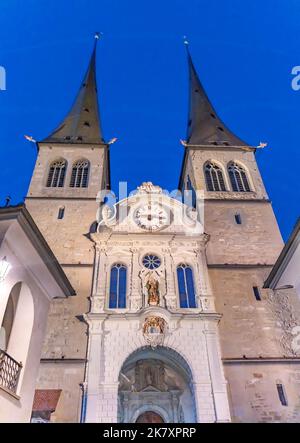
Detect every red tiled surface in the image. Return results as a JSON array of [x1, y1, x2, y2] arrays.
[[32, 389, 62, 412]]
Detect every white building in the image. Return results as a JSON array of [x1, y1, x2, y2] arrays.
[[82, 182, 230, 423], [0, 205, 75, 422]]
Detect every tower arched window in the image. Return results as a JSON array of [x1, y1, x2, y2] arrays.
[[109, 264, 127, 309], [228, 162, 251, 192], [70, 159, 90, 188], [177, 264, 196, 308], [46, 159, 66, 188], [204, 162, 226, 191]]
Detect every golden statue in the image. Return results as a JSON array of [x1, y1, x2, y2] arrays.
[[146, 277, 160, 306], [143, 316, 165, 335]]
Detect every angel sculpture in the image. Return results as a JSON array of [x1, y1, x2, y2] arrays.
[[146, 277, 160, 306]]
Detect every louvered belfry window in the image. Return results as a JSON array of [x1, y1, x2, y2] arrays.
[[204, 162, 226, 191], [46, 159, 66, 188], [70, 159, 90, 188], [228, 162, 251, 192]]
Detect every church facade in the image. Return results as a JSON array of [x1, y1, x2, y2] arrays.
[[24, 39, 300, 423]]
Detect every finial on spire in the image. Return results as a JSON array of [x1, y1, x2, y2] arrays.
[[94, 32, 103, 40], [183, 35, 189, 46]]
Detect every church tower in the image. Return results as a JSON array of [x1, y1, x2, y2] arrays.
[[25, 37, 111, 422], [23, 39, 300, 423], [178, 45, 300, 422], [179, 44, 284, 269]]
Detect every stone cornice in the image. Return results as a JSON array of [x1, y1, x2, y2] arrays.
[[96, 310, 222, 322], [26, 196, 97, 201], [223, 357, 300, 364], [40, 358, 87, 364], [208, 264, 274, 269], [204, 198, 271, 203]]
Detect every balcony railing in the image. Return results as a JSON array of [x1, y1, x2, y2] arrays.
[[0, 349, 22, 394]]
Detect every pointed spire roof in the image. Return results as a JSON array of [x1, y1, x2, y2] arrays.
[[42, 36, 104, 144], [185, 43, 246, 147]]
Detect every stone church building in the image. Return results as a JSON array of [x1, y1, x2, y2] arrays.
[[13, 38, 300, 422]]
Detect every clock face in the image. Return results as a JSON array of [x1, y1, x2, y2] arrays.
[[134, 202, 169, 231]]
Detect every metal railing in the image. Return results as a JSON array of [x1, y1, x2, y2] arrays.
[[0, 349, 22, 394]]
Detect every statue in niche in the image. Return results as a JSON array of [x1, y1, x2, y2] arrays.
[[134, 359, 166, 391], [145, 366, 155, 386], [146, 277, 160, 306]]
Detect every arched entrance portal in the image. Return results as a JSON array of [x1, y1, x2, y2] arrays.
[[118, 346, 196, 423], [136, 411, 164, 423]]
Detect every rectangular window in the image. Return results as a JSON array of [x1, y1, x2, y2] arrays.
[[277, 384, 288, 406], [235, 213, 242, 224], [253, 286, 261, 301], [58, 207, 65, 220]]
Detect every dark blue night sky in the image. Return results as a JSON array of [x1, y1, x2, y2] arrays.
[[0, 0, 299, 240]]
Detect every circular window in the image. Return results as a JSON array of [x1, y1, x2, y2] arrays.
[[142, 254, 161, 270]]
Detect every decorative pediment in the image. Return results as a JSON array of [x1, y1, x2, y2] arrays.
[[96, 182, 204, 236], [141, 385, 162, 392], [136, 182, 163, 194]]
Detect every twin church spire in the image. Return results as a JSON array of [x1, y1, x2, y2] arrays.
[[42, 36, 104, 145], [185, 43, 246, 147], [41, 37, 244, 149]]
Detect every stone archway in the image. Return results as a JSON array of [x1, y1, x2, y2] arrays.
[[136, 411, 164, 423], [0, 281, 34, 395], [118, 346, 196, 423]]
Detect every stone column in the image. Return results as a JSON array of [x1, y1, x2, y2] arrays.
[[164, 248, 177, 310], [203, 323, 231, 422], [121, 392, 129, 423], [84, 314, 106, 423], [192, 381, 216, 423], [130, 247, 142, 311], [195, 235, 216, 312], [91, 245, 107, 313], [171, 391, 179, 422], [98, 383, 119, 423]]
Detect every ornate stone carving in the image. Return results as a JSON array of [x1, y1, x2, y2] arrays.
[[130, 296, 142, 311], [83, 314, 105, 334], [98, 203, 116, 228], [166, 296, 178, 310], [91, 296, 105, 313], [137, 182, 162, 194], [143, 316, 166, 348], [199, 297, 215, 312], [134, 359, 166, 392], [267, 289, 300, 356]]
